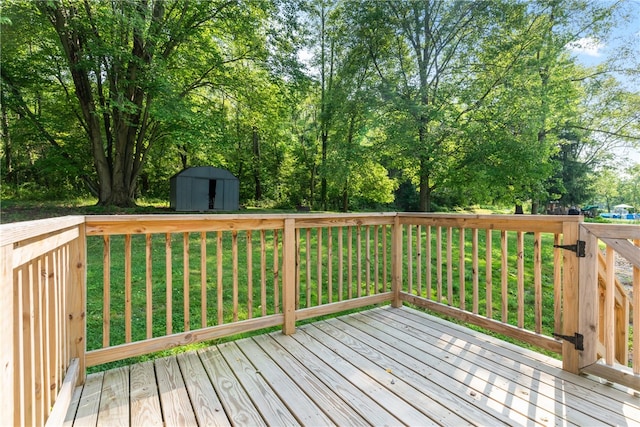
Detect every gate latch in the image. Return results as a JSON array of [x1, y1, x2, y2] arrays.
[[553, 240, 585, 257], [552, 332, 584, 350]]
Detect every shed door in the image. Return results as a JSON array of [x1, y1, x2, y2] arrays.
[[213, 180, 224, 209], [191, 178, 210, 211]]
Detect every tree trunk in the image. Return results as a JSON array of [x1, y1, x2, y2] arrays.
[[1, 92, 13, 185], [252, 127, 262, 201], [341, 183, 348, 212], [418, 156, 431, 212]]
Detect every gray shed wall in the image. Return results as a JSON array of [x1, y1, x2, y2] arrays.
[[170, 166, 239, 211]]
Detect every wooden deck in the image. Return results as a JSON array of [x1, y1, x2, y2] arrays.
[[64, 306, 640, 426]]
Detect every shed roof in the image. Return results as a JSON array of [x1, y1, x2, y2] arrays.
[[171, 166, 238, 180]]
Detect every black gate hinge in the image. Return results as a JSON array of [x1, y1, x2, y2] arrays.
[[553, 240, 585, 257], [552, 332, 584, 350]]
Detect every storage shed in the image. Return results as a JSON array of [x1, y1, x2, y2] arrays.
[[170, 166, 239, 211]]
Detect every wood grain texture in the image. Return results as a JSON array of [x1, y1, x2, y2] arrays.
[[66, 307, 640, 427], [129, 361, 162, 427], [155, 356, 198, 426], [97, 366, 129, 427]]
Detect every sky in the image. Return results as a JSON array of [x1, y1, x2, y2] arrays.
[[564, 2, 640, 168]]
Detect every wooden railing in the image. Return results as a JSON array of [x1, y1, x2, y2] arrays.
[[2, 212, 637, 425], [1, 216, 86, 427], [395, 214, 580, 363], [579, 223, 640, 390]]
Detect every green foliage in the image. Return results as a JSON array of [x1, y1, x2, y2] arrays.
[[1, 0, 638, 211]]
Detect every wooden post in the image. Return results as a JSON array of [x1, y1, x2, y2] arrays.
[[282, 219, 296, 335], [0, 244, 15, 426], [578, 224, 599, 370], [67, 225, 87, 384], [562, 219, 581, 373], [391, 215, 403, 308]]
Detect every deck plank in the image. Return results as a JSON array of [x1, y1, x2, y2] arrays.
[[271, 332, 406, 426], [155, 356, 198, 426], [236, 338, 337, 426], [251, 334, 371, 426], [217, 341, 300, 426], [62, 382, 82, 427], [289, 329, 435, 426], [303, 322, 471, 425], [176, 351, 232, 426], [67, 306, 640, 427], [351, 311, 567, 426], [370, 307, 640, 424], [72, 371, 104, 427], [129, 361, 162, 427], [198, 346, 266, 426], [363, 309, 596, 425], [97, 366, 129, 427], [313, 318, 513, 426]]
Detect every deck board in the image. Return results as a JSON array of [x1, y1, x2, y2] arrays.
[[129, 361, 162, 427], [66, 306, 640, 426]]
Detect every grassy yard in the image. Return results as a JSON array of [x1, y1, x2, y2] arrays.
[[4, 199, 620, 371], [83, 220, 563, 371]]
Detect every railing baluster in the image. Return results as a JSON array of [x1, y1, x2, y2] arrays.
[[43, 253, 53, 412], [317, 227, 322, 305], [382, 225, 387, 293], [472, 228, 478, 314], [273, 230, 280, 314], [327, 227, 333, 303], [436, 226, 442, 302], [366, 225, 371, 295], [246, 231, 253, 320], [501, 230, 508, 323], [183, 232, 190, 332], [348, 226, 353, 299], [426, 225, 432, 300], [534, 232, 542, 334], [447, 227, 453, 305], [459, 227, 465, 310], [356, 225, 362, 298], [165, 233, 172, 335], [261, 230, 267, 316], [634, 239, 639, 375], [232, 231, 239, 322], [605, 245, 615, 365], [103, 235, 111, 347], [216, 231, 223, 325], [407, 224, 413, 296], [125, 234, 132, 342], [146, 234, 153, 339], [305, 229, 311, 308], [517, 231, 524, 328], [416, 225, 422, 297], [485, 229, 492, 318], [338, 227, 344, 300], [553, 234, 561, 334], [201, 232, 207, 327]]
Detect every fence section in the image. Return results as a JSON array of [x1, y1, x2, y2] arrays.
[[396, 214, 582, 365], [3, 212, 638, 426], [0, 216, 85, 427], [83, 213, 397, 367], [579, 223, 640, 390]]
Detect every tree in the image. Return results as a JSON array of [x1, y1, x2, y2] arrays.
[[4, 0, 273, 206]]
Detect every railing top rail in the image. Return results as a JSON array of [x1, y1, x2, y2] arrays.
[[582, 222, 640, 239], [85, 212, 399, 235], [84, 212, 398, 222], [399, 213, 580, 233], [0, 215, 85, 246], [398, 213, 582, 222]]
